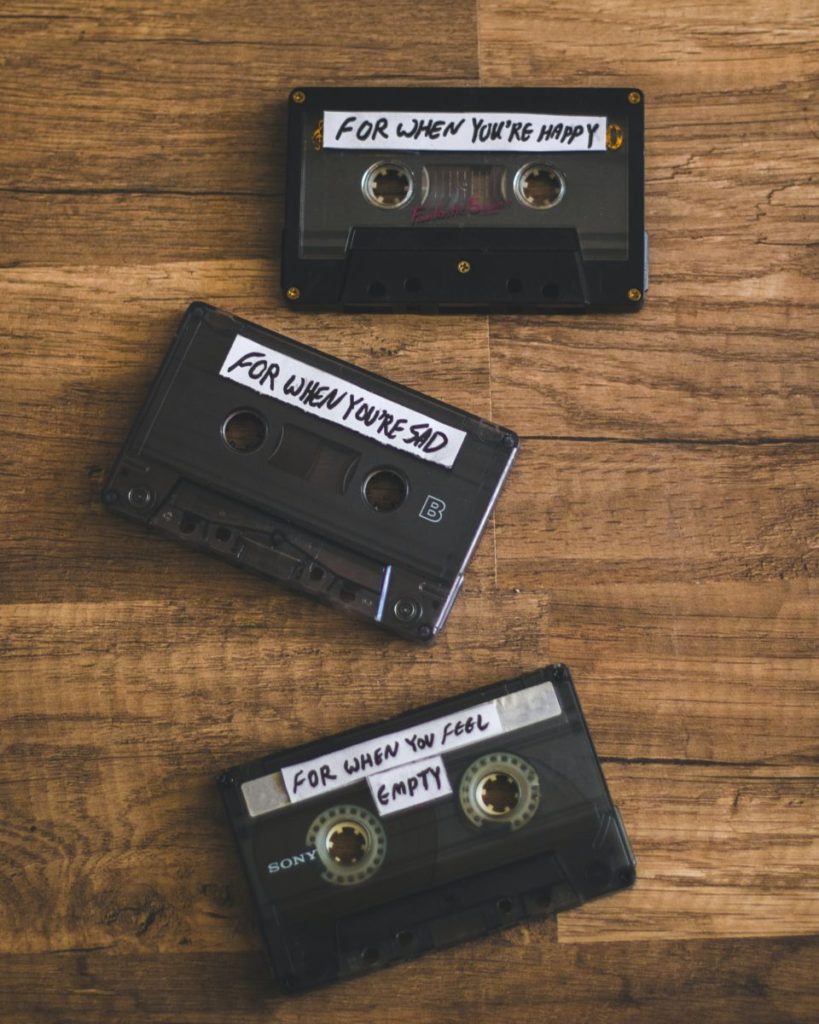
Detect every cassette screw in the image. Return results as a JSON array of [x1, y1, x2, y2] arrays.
[[127, 485, 154, 509], [627, 91, 641, 104], [286, 286, 301, 300], [393, 598, 420, 623], [417, 624, 433, 640], [606, 124, 624, 151], [627, 287, 642, 302], [457, 260, 471, 274], [291, 90, 306, 104]]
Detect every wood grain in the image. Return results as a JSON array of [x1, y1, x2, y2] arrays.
[[481, 0, 819, 442], [0, 1, 479, 192], [0, 938, 816, 1024], [1, 0, 817, 1020], [549, 581, 818, 764], [495, 442, 819, 584], [489, 303, 819, 440]]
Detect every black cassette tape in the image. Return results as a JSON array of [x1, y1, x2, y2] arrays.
[[221, 665, 636, 991], [282, 87, 646, 313], [102, 303, 517, 641]]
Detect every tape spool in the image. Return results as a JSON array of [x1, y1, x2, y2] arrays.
[[459, 752, 541, 830], [306, 804, 387, 885]]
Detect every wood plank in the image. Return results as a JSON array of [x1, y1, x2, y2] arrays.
[[3, 583, 816, 768], [495, 441, 819, 585], [563, 763, 819, 942], [0, 2, 479, 192], [480, 0, 819, 441], [0, 192, 278, 267], [1, 754, 814, 953], [0, 592, 551, 765], [548, 582, 818, 766], [488, 299, 819, 441], [0, 938, 816, 1023]]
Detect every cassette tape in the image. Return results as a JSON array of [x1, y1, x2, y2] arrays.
[[102, 303, 517, 641], [282, 86, 646, 313], [220, 665, 636, 991]]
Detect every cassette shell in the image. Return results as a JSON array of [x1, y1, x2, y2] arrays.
[[102, 303, 517, 642], [220, 665, 636, 992], [282, 86, 646, 313]]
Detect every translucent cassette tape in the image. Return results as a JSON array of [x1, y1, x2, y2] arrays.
[[282, 87, 647, 312], [102, 304, 517, 641], [221, 665, 636, 991]]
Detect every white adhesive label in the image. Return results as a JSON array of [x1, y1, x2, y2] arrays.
[[219, 335, 466, 469], [281, 700, 503, 804], [367, 755, 452, 815], [323, 111, 607, 152]]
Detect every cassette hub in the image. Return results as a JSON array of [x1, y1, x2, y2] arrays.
[[362, 162, 413, 208], [513, 163, 565, 209], [307, 804, 387, 885], [459, 752, 540, 830]]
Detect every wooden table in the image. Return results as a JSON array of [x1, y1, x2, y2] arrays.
[[1, 2, 817, 1021]]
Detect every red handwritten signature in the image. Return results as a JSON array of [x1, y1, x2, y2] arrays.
[[410, 196, 510, 225]]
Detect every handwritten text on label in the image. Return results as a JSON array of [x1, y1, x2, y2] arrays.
[[280, 701, 503, 804], [367, 755, 452, 815], [323, 111, 607, 152], [219, 335, 466, 468]]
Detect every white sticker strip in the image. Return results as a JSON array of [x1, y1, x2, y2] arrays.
[[242, 681, 564, 818], [367, 755, 452, 816], [281, 700, 503, 804], [219, 335, 466, 469], [323, 111, 607, 152]]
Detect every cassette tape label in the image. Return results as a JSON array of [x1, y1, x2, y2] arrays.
[[324, 110, 607, 152], [220, 334, 466, 468], [282, 699, 503, 803], [367, 755, 452, 815]]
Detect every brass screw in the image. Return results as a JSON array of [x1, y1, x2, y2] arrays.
[[286, 286, 301, 300], [628, 287, 642, 302], [606, 123, 624, 151], [457, 260, 471, 274], [292, 90, 306, 104], [627, 91, 641, 104]]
